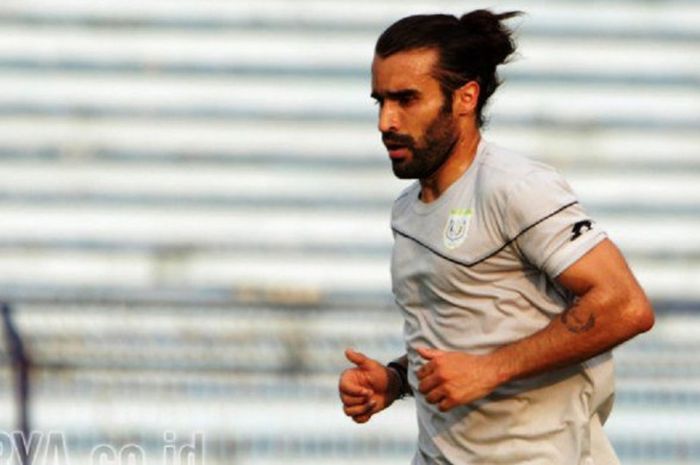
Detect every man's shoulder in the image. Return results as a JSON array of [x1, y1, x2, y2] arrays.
[[479, 142, 582, 241], [477, 142, 563, 203]]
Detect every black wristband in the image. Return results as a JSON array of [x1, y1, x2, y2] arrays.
[[387, 361, 412, 399]]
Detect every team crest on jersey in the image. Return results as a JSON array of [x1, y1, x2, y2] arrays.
[[443, 208, 473, 249]]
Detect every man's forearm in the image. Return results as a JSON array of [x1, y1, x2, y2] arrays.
[[488, 285, 653, 386], [416, 241, 655, 412]]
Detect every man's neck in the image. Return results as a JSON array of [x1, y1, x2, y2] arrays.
[[419, 131, 481, 203]]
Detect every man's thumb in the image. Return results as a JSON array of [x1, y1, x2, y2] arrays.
[[345, 348, 370, 367]]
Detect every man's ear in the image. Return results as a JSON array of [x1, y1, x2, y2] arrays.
[[453, 81, 480, 117]]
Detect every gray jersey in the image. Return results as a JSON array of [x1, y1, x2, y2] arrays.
[[391, 140, 618, 465]]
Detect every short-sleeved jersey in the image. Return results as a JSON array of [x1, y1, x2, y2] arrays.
[[391, 140, 618, 465]]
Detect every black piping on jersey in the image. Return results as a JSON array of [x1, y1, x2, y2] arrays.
[[391, 201, 579, 268]]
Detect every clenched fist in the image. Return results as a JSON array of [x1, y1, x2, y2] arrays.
[[416, 347, 504, 412], [338, 348, 401, 423]]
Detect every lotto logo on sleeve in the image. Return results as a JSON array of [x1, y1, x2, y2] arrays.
[[571, 220, 593, 241], [443, 208, 473, 249]]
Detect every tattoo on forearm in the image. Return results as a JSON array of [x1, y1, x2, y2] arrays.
[[561, 303, 596, 334]]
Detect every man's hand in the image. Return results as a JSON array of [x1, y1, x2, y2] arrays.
[[416, 347, 502, 412], [338, 348, 401, 423]]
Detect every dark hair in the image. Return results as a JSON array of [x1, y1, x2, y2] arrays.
[[375, 9, 521, 127]]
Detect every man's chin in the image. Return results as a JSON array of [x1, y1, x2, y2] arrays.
[[391, 159, 420, 179]]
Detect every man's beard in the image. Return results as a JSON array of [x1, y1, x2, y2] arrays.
[[383, 109, 459, 180]]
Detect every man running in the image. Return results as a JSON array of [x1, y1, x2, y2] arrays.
[[338, 9, 654, 465]]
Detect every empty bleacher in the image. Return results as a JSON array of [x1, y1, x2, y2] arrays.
[[0, 1, 698, 464]]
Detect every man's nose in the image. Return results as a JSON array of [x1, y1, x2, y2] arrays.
[[378, 103, 399, 133]]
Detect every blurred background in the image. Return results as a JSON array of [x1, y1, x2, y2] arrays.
[[0, 0, 698, 464]]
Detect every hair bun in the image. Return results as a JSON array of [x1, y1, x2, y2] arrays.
[[459, 9, 520, 67]]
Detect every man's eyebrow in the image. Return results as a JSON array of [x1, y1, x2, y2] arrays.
[[371, 89, 421, 100]]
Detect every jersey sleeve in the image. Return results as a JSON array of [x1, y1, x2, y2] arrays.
[[503, 169, 606, 278]]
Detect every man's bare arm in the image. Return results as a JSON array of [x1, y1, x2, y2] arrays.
[[490, 238, 654, 383], [417, 239, 654, 411]]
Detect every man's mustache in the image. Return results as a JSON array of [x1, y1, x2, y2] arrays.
[[382, 132, 415, 148]]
